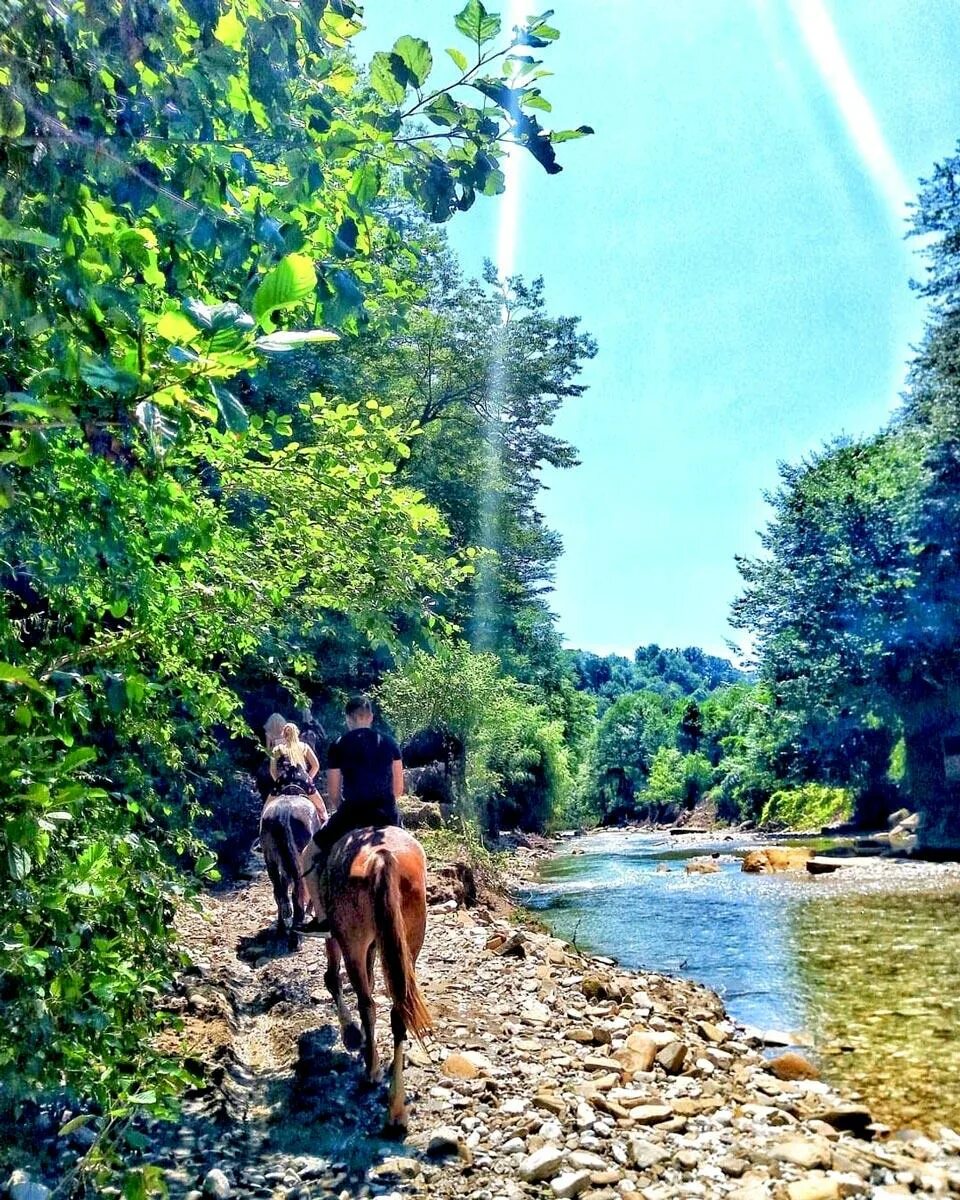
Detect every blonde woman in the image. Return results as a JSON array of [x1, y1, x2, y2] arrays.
[[270, 722, 326, 820]]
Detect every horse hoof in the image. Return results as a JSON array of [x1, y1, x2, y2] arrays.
[[342, 1023, 363, 1052]]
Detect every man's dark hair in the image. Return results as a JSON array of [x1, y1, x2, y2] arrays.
[[345, 694, 373, 717]]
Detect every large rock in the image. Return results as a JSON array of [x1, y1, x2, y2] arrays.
[[742, 847, 813, 873], [786, 1178, 841, 1200], [550, 1170, 592, 1198], [767, 1051, 821, 1081], [685, 856, 721, 874], [519, 1146, 565, 1183], [202, 1170, 232, 1200], [655, 1041, 687, 1074], [426, 1126, 468, 1160], [627, 1138, 671, 1169], [769, 1138, 832, 1170], [442, 1050, 492, 1079]]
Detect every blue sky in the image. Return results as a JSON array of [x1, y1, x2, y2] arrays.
[[360, 2, 960, 660]]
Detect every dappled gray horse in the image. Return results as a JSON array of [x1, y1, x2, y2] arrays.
[[259, 796, 321, 936]]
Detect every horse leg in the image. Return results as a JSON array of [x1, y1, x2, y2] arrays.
[[385, 1006, 409, 1137], [323, 939, 362, 1051], [265, 856, 291, 935], [342, 944, 379, 1082]]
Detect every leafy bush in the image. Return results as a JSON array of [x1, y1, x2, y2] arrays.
[[759, 784, 854, 831], [378, 644, 571, 832]]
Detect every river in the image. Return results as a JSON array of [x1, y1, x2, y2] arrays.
[[524, 830, 960, 1132]]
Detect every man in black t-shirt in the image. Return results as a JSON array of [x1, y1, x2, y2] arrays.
[[298, 695, 403, 934]]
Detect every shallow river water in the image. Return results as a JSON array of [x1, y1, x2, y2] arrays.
[[524, 830, 960, 1132]]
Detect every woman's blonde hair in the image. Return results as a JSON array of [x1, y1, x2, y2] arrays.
[[278, 721, 307, 768]]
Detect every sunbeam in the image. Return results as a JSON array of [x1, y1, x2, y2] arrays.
[[786, 0, 911, 228], [474, 0, 527, 650]]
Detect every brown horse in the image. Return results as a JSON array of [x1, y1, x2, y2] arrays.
[[319, 825, 431, 1134]]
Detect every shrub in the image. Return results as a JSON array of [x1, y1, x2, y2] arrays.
[[759, 783, 854, 830]]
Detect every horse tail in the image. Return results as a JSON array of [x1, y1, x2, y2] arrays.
[[373, 849, 431, 1042], [276, 812, 303, 896]]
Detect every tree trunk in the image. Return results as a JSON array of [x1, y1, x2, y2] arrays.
[[903, 703, 960, 853]]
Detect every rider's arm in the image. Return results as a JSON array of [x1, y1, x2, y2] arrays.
[[392, 758, 404, 801], [326, 767, 342, 812], [304, 744, 320, 781], [269, 756, 278, 781]]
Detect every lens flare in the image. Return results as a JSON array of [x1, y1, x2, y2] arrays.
[[474, 0, 527, 650], [786, 0, 911, 228]]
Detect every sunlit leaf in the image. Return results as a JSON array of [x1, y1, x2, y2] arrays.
[[252, 254, 317, 332], [254, 329, 339, 352], [455, 0, 501, 46], [393, 36, 433, 87]]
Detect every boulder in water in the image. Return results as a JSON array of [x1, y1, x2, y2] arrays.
[[742, 847, 812, 873]]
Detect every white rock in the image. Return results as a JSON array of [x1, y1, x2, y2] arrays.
[[550, 1170, 592, 1199], [519, 1145, 565, 1183], [7, 1173, 51, 1200], [202, 1170, 232, 1200]]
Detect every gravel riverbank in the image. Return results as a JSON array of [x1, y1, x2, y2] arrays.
[[32, 843, 960, 1200], [9, 840, 960, 1200]]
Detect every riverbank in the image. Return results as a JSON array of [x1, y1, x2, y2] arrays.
[[8, 837, 960, 1200], [12, 841, 960, 1200]]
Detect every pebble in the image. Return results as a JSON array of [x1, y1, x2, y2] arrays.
[[550, 1170, 593, 1198]]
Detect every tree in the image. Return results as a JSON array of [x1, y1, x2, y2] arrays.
[[0, 0, 589, 1118], [377, 643, 570, 832], [335, 252, 597, 677]]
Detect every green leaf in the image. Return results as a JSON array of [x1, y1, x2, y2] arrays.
[[62, 747, 97, 771], [551, 125, 594, 142], [214, 6, 245, 51], [447, 46, 469, 71], [252, 254, 317, 332], [349, 162, 382, 209], [79, 358, 139, 396], [254, 329, 339, 352], [455, 0, 501, 46], [59, 1114, 95, 1137], [393, 36, 433, 87], [156, 311, 201, 343], [128, 1090, 157, 1106], [7, 845, 32, 881], [0, 87, 25, 138], [0, 217, 57, 249], [426, 94, 460, 127], [0, 663, 50, 695], [369, 51, 407, 106], [212, 385, 248, 432]]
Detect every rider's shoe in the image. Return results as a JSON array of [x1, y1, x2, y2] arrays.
[[296, 916, 331, 937]]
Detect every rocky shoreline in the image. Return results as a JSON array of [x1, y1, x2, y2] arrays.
[[6, 846, 960, 1200]]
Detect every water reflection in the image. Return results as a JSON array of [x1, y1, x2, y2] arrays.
[[789, 892, 960, 1130], [527, 832, 960, 1131]]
